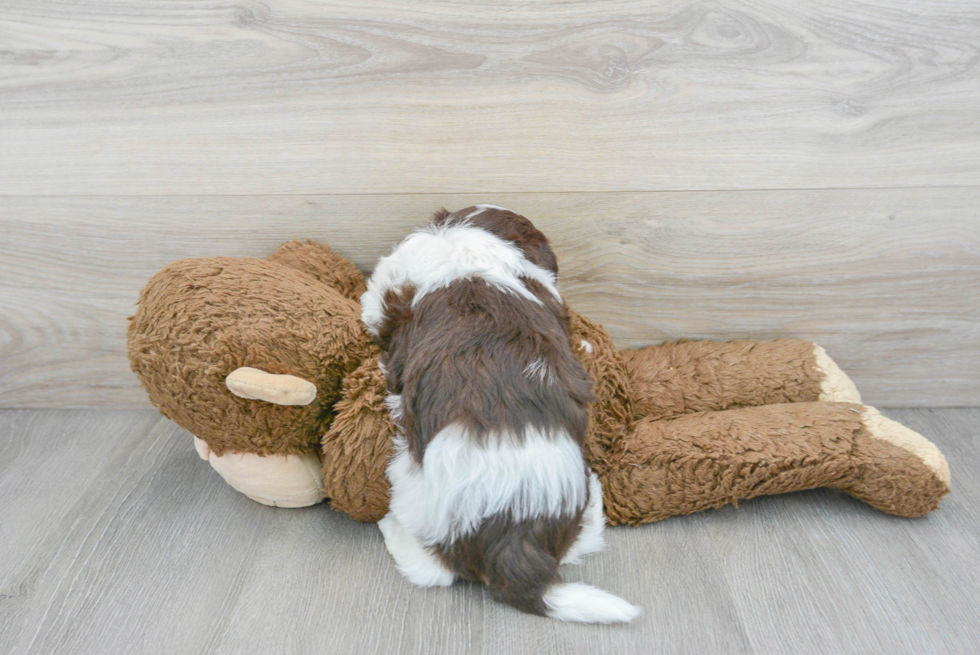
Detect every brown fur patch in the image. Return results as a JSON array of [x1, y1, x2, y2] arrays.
[[622, 339, 825, 421], [381, 277, 593, 462], [435, 509, 585, 616], [599, 400, 950, 526]]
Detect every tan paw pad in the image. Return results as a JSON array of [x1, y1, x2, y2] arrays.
[[861, 406, 950, 486]]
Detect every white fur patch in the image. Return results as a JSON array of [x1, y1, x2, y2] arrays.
[[386, 425, 589, 546], [543, 583, 641, 624], [361, 222, 560, 338], [561, 472, 605, 565], [579, 340, 594, 354], [378, 513, 456, 587], [385, 394, 403, 422], [523, 358, 552, 384]]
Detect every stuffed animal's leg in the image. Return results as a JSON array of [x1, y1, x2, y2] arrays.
[[621, 339, 860, 421], [599, 402, 949, 526]]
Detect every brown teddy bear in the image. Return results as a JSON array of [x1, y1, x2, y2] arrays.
[[128, 239, 950, 525]]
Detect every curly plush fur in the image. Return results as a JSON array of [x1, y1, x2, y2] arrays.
[[128, 239, 950, 525]]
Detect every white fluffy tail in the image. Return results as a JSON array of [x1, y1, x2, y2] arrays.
[[543, 582, 641, 624]]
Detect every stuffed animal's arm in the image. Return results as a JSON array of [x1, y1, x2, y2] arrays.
[[225, 367, 317, 406], [320, 355, 395, 522]]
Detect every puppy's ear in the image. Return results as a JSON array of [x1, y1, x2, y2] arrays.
[[519, 228, 558, 276], [375, 284, 416, 394], [465, 209, 559, 275], [431, 208, 452, 226], [502, 217, 559, 275], [376, 285, 416, 352]]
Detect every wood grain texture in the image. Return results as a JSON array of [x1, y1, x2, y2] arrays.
[[1, 190, 977, 408], [1, 0, 979, 194], [0, 408, 977, 654]]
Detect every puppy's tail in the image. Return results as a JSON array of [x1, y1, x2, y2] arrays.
[[480, 530, 640, 624], [541, 582, 641, 624]]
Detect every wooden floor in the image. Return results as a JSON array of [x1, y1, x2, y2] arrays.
[[0, 408, 977, 655]]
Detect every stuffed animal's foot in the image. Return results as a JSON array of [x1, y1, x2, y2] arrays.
[[193, 436, 324, 508], [860, 407, 949, 484], [842, 407, 951, 517], [812, 345, 861, 403]]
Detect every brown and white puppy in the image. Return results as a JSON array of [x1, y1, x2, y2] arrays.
[[361, 206, 639, 623]]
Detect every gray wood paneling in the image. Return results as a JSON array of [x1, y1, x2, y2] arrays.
[[1, 1, 979, 194], [1, 190, 977, 408], [0, 408, 977, 654]]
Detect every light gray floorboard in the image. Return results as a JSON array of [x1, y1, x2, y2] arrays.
[[702, 412, 980, 655], [0, 408, 977, 654]]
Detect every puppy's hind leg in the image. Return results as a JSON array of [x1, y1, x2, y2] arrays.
[[561, 472, 606, 565], [378, 513, 456, 587]]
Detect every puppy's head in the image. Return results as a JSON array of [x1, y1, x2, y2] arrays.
[[433, 206, 558, 276]]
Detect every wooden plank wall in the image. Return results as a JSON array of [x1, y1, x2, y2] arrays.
[[1, 1, 978, 408]]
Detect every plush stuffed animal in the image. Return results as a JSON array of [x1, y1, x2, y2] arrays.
[[128, 239, 950, 525]]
